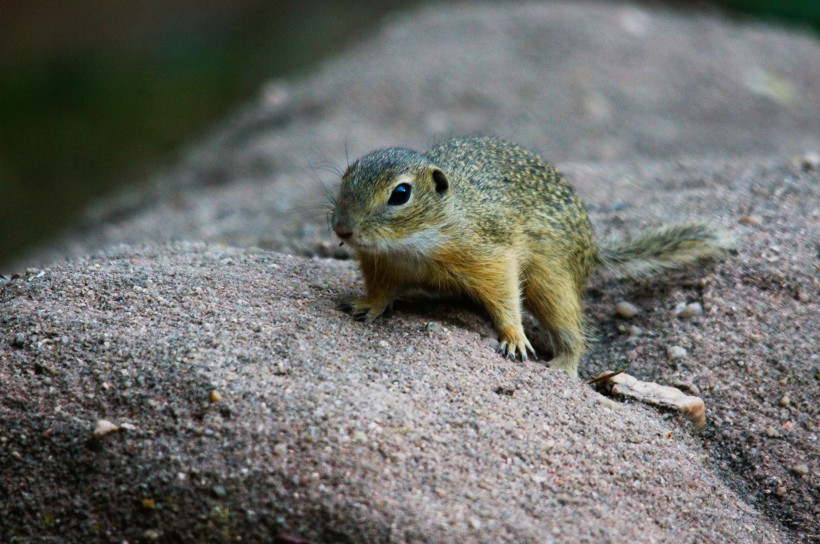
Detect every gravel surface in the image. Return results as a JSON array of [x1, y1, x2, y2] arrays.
[[2, 1, 819, 542]]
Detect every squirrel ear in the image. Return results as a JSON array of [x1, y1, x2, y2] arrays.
[[431, 168, 449, 195]]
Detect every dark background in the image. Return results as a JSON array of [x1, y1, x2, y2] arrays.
[[1, 0, 818, 267]]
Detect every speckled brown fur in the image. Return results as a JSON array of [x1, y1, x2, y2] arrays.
[[333, 137, 728, 375]]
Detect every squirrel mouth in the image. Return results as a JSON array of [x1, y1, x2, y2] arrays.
[[349, 241, 373, 252], [339, 237, 368, 251], [342, 238, 383, 253]]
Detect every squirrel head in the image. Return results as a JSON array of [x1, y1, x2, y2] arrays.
[[332, 147, 450, 255]]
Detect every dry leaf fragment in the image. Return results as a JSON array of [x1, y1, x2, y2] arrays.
[[591, 371, 706, 427]]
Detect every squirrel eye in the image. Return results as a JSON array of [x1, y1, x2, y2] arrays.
[[387, 183, 411, 205]]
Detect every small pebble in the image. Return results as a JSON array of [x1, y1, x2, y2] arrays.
[[800, 152, 819, 171], [796, 288, 809, 303], [778, 395, 790, 408], [143, 529, 161, 541], [209, 390, 222, 403], [12, 333, 25, 348], [212, 485, 227, 498], [615, 301, 639, 319], [764, 426, 780, 438], [738, 215, 762, 227], [628, 325, 643, 337], [273, 443, 288, 456], [142, 498, 156, 509], [676, 302, 703, 319], [775, 486, 787, 497], [791, 464, 809, 476], [667, 346, 687, 361], [378, 340, 389, 348], [93, 419, 119, 438], [352, 430, 368, 442]]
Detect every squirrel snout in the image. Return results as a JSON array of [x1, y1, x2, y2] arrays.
[[332, 211, 354, 240], [334, 227, 353, 240]]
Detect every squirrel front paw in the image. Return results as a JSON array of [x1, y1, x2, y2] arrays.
[[337, 298, 389, 323], [496, 328, 535, 362]]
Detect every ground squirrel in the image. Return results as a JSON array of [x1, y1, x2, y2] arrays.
[[332, 137, 729, 376]]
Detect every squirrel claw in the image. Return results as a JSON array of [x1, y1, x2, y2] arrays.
[[338, 297, 388, 323], [496, 334, 535, 362], [496, 342, 525, 361]]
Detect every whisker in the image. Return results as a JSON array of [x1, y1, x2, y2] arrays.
[[288, 204, 333, 212], [281, 204, 335, 221], [326, 209, 334, 233], [307, 163, 340, 206], [302, 148, 343, 206], [312, 162, 344, 178]]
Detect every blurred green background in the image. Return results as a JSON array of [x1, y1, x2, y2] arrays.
[[1, 0, 818, 268]]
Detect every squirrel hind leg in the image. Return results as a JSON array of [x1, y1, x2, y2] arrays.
[[545, 341, 583, 377], [523, 263, 586, 377]]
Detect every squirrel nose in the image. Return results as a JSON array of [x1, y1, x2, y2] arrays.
[[334, 227, 353, 240], [332, 208, 354, 240]]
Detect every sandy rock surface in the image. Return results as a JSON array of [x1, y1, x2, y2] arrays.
[[2, 1, 819, 542], [0, 245, 793, 543]]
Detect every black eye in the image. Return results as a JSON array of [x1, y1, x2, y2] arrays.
[[387, 183, 411, 205]]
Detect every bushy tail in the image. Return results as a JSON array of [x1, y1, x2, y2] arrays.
[[596, 223, 733, 278]]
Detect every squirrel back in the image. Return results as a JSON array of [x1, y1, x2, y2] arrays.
[[334, 136, 730, 280], [425, 137, 730, 278]]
